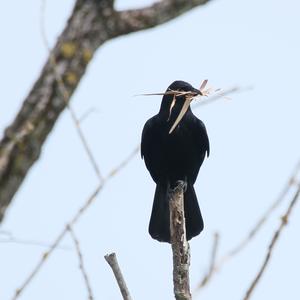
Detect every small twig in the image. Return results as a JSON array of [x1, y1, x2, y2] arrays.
[[79, 108, 99, 124], [193, 86, 252, 109], [105, 253, 132, 300], [11, 147, 137, 300], [0, 233, 69, 250], [243, 184, 300, 300], [197, 233, 220, 289], [169, 181, 191, 300], [67, 225, 94, 300]]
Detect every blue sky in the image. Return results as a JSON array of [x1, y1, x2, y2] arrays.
[[1, 0, 300, 299]]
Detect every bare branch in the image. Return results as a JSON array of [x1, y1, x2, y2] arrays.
[[78, 108, 100, 124], [196, 232, 219, 289], [116, 0, 212, 35], [11, 147, 137, 300], [0, 232, 69, 250], [193, 86, 252, 109], [170, 181, 191, 300], [67, 225, 94, 300], [105, 253, 132, 300], [243, 184, 300, 300]]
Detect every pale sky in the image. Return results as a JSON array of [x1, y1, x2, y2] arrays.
[[1, 0, 300, 299]]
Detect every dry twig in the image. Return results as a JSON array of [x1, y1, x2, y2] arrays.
[[169, 181, 191, 300], [67, 225, 94, 300], [105, 252, 132, 300], [243, 184, 300, 300], [197, 233, 220, 289], [193, 86, 252, 109], [0, 232, 69, 250]]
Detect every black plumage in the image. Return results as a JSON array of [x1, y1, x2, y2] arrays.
[[141, 80, 210, 243]]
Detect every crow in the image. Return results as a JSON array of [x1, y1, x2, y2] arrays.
[[141, 80, 210, 243]]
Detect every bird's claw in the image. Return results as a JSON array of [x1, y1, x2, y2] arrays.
[[178, 180, 188, 192], [172, 180, 187, 193]]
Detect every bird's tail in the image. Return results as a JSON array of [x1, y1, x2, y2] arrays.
[[149, 182, 204, 243]]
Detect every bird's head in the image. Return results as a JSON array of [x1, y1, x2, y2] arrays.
[[160, 80, 202, 134]]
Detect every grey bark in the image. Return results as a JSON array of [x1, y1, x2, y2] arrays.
[[105, 252, 132, 300], [170, 182, 191, 300], [0, 0, 211, 222]]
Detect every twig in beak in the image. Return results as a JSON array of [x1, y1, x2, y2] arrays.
[[199, 79, 208, 93], [169, 97, 193, 134], [168, 94, 177, 121]]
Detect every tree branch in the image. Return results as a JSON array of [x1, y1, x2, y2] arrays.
[[170, 181, 191, 300], [67, 225, 94, 300], [243, 184, 300, 300], [196, 232, 219, 289], [105, 252, 132, 300], [116, 0, 211, 35]]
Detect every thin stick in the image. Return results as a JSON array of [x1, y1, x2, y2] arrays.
[[0, 234, 69, 250], [197, 233, 219, 289], [243, 184, 300, 300], [105, 253, 132, 300], [169, 181, 191, 300], [67, 225, 94, 300], [79, 108, 99, 124], [193, 86, 252, 109]]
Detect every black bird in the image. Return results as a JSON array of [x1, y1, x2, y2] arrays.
[[141, 80, 210, 243]]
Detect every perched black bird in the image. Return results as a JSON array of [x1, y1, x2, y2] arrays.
[[141, 80, 210, 243]]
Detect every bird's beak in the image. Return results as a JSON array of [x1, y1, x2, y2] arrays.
[[169, 88, 201, 134], [192, 87, 202, 96]]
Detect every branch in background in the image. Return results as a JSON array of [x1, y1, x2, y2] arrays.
[[67, 225, 94, 300], [193, 86, 252, 109], [78, 108, 100, 124], [11, 146, 138, 300], [105, 253, 132, 300], [243, 184, 300, 300], [0, 231, 69, 250], [170, 181, 191, 300], [195, 159, 300, 293], [0, 0, 213, 223], [196, 232, 219, 289]]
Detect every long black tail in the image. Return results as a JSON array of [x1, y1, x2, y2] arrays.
[[148, 183, 204, 243]]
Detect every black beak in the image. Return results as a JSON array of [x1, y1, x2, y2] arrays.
[[192, 87, 202, 96]]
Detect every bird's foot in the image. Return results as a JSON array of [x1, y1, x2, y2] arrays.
[[173, 180, 187, 193]]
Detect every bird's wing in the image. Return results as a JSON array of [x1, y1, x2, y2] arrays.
[[185, 116, 210, 184], [141, 116, 166, 183], [194, 118, 210, 158]]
